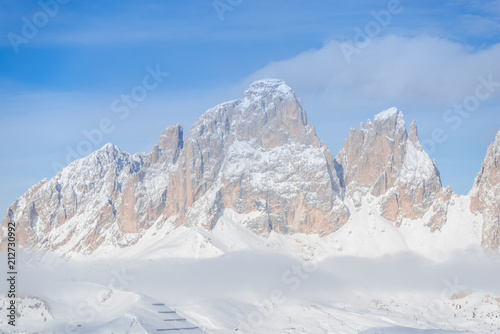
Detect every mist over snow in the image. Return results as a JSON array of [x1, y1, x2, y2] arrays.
[[12, 249, 500, 305], [2, 248, 500, 333]]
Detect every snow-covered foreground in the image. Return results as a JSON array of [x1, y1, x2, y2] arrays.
[[1, 244, 500, 334], [0, 203, 498, 334]]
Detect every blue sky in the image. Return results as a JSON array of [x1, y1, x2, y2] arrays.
[[1, 0, 500, 214]]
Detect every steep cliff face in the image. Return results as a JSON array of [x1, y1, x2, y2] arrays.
[[1, 79, 348, 253], [335, 108, 451, 230], [470, 131, 500, 251], [218, 80, 347, 234], [170, 79, 348, 234]]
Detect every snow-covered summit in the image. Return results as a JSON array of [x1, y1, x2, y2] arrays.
[[372, 107, 406, 134], [374, 107, 399, 121], [178, 78, 346, 235], [336, 107, 447, 227], [243, 78, 295, 101]]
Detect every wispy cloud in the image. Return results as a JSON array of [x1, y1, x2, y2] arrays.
[[458, 14, 500, 38], [244, 35, 500, 109]]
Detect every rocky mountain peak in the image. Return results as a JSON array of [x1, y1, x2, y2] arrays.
[[158, 124, 183, 151], [242, 79, 295, 101], [409, 120, 419, 146], [226, 79, 315, 149], [336, 108, 448, 227], [151, 124, 184, 164], [378, 108, 405, 137], [470, 130, 500, 251], [180, 79, 345, 234], [89, 143, 122, 162], [336, 108, 408, 194]]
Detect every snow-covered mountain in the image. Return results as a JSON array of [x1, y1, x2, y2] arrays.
[[335, 108, 451, 230], [1, 79, 499, 258], [1, 79, 349, 254], [2, 79, 500, 334]]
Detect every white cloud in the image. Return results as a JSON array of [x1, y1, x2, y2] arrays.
[[243, 35, 500, 110]]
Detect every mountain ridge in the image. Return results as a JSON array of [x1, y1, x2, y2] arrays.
[[1, 79, 499, 256]]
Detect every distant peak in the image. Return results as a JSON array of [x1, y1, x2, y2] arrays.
[[374, 107, 400, 122], [409, 120, 418, 133], [99, 143, 118, 152], [158, 123, 184, 151], [161, 123, 183, 136], [243, 79, 295, 99], [371, 107, 406, 134], [68, 143, 123, 167], [408, 120, 421, 147], [92, 143, 124, 159], [492, 129, 500, 148], [249, 78, 286, 87]]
